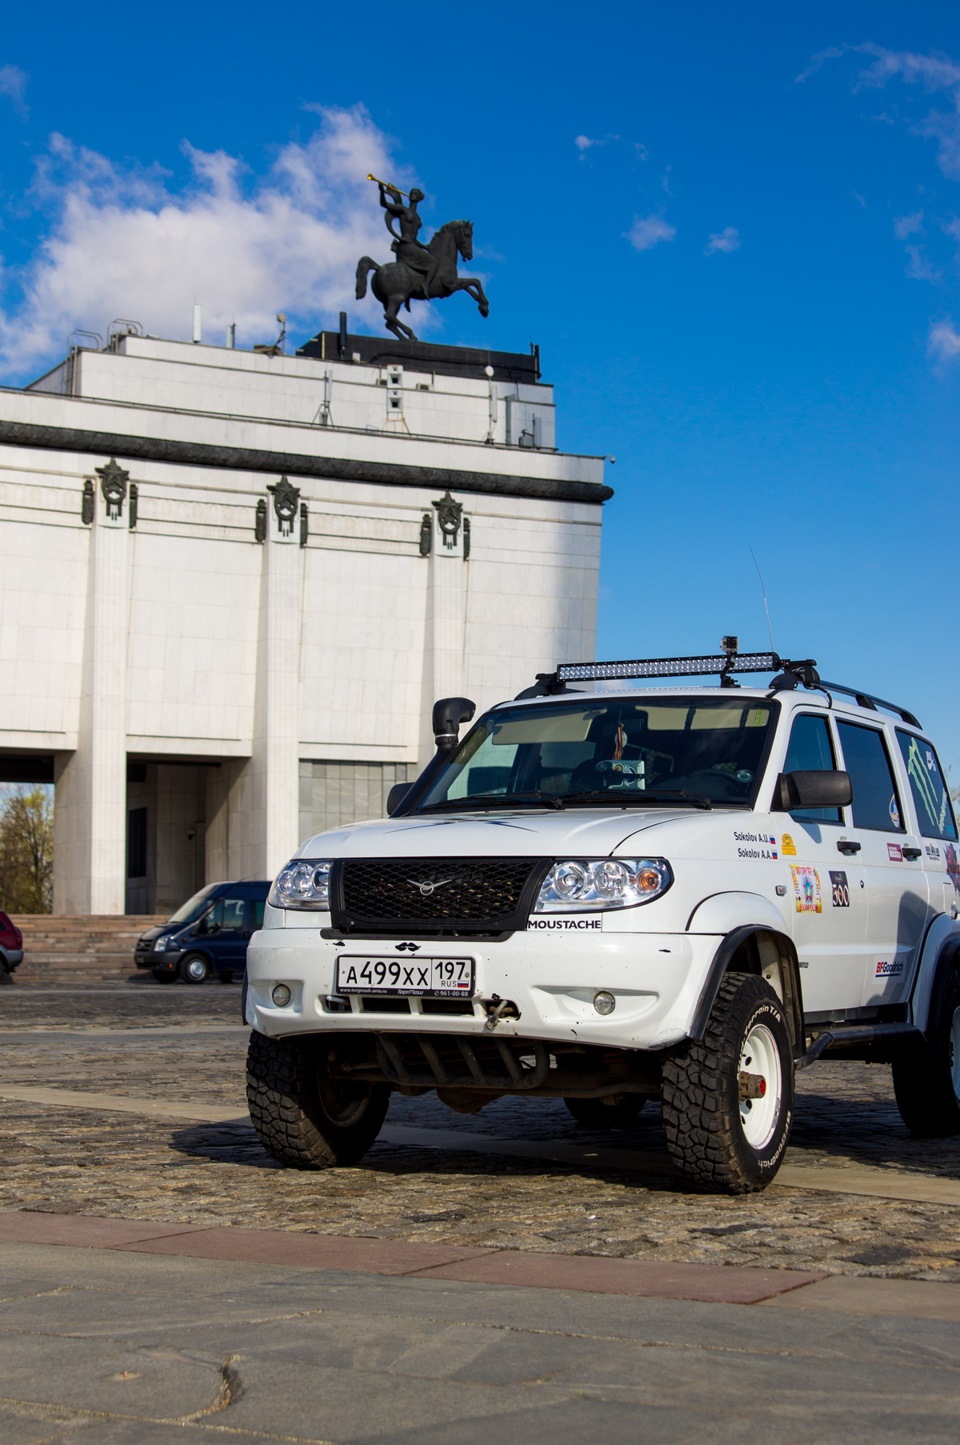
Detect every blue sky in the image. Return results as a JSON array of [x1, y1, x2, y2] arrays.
[[3, 3, 960, 766]]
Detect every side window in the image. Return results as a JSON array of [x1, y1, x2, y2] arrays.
[[250, 899, 265, 930], [782, 714, 841, 823], [221, 898, 246, 930], [896, 731, 958, 841], [836, 722, 904, 833]]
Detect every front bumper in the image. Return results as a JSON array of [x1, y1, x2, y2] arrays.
[[1, 948, 22, 971], [246, 926, 722, 1051], [135, 949, 183, 971]]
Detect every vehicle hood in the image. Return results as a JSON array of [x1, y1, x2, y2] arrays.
[[137, 924, 177, 943], [296, 808, 734, 860]]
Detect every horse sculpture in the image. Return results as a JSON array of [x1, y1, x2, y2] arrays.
[[356, 219, 489, 342]]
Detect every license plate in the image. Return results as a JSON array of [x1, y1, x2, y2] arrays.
[[335, 955, 475, 997]]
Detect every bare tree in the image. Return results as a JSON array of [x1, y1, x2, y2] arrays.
[[0, 785, 54, 913]]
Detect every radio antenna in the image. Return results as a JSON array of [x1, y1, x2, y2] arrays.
[[750, 548, 776, 653]]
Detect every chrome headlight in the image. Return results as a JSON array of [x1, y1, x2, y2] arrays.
[[534, 858, 672, 912], [269, 859, 333, 910]]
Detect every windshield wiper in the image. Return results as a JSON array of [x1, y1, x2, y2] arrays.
[[420, 791, 566, 812], [564, 789, 713, 810]]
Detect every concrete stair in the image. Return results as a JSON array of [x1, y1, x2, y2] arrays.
[[6, 915, 166, 984]]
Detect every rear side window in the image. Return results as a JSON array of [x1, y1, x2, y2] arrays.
[[836, 722, 904, 833], [782, 714, 842, 823], [896, 732, 958, 841]]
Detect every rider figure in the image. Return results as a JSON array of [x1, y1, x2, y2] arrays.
[[379, 183, 439, 299]]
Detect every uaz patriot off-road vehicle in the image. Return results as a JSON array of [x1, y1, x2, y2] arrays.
[[245, 646, 960, 1192]]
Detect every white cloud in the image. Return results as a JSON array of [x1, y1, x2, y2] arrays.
[[0, 64, 27, 117], [626, 215, 676, 252], [705, 226, 740, 255], [893, 211, 924, 239], [574, 133, 620, 157], [928, 319, 960, 362], [0, 105, 426, 381], [824, 44, 960, 179]]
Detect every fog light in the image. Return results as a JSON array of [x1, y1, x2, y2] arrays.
[[271, 984, 292, 1007], [593, 990, 616, 1015]]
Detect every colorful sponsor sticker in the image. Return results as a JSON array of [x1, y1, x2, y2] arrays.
[[781, 833, 797, 857], [790, 865, 822, 913], [829, 870, 850, 908], [887, 843, 903, 862], [875, 960, 905, 978], [889, 795, 902, 829], [946, 842, 960, 895]]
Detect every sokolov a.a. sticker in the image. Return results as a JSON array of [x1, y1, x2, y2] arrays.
[[790, 865, 822, 913]]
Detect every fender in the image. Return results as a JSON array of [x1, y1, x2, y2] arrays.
[[910, 915, 960, 1032], [686, 893, 802, 1047], [686, 890, 785, 935]]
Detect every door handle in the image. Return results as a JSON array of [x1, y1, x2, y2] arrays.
[[902, 846, 922, 860], [837, 839, 861, 855]]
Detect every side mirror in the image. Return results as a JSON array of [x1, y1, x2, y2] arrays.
[[386, 783, 412, 815], [432, 696, 475, 753], [773, 769, 852, 811]]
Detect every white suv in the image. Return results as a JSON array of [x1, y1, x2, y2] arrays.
[[245, 647, 960, 1193]]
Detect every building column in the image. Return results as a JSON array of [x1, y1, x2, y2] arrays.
[[53, 460, 132, 914], [419, 492, 469, 767], [222, 481, 304, 880]]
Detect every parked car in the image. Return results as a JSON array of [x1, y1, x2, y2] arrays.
[[135, 881, 270, 984], [245, 644, 960, 1194], [0, 911, 23, 982]]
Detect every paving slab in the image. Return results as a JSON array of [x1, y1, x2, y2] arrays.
[[760, 1273, 960, 1320], [115, 1224, 494, 1276], [0, 1209, 212, 1248], [412, 1246, 824, 1302]]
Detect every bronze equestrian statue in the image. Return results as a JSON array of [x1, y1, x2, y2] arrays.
[[356, 177, 490, 342]]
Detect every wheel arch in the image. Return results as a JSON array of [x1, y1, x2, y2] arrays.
[[911, 918, 960, 1034], [689, 922, 803, 1053]]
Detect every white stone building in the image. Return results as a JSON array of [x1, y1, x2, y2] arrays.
[[0, 326, 610, 914]]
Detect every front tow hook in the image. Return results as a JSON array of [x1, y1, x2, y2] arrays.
[[482, 995, 521, 1031]]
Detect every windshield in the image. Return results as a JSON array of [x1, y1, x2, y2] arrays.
[[418, 696, 776, 810], [167, 884, 218, 925]]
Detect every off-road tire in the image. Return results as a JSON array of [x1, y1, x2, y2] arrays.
[[564, 1096, 646, 1129], [892, 952, 960, 1137], [246, 1030, 390, 1169], [179, 952, 210, 984], [661, 971, 794, 1193], [151, 968, 176, 984]]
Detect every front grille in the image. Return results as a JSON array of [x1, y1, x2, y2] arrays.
[[332, 856, 547, 935]]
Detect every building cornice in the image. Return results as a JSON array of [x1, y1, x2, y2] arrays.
[[0, 418, 614, 506]]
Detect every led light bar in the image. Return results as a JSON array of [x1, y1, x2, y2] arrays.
[[557, 652, 781, 683]]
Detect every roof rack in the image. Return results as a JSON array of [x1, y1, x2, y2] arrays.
[[515, 651, 922, 727], [817, 681, 920, 728]]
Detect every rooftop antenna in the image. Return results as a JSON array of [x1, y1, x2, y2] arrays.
[[750, 548, 776, 653], [192, 304, 202, 345]]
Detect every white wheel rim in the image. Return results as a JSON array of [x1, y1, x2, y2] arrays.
[[739, 1022, 782, 1150], [950, 1005, 960, 1101]]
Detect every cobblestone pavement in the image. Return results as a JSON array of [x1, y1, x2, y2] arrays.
[[2, 982, 960, 1283]]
